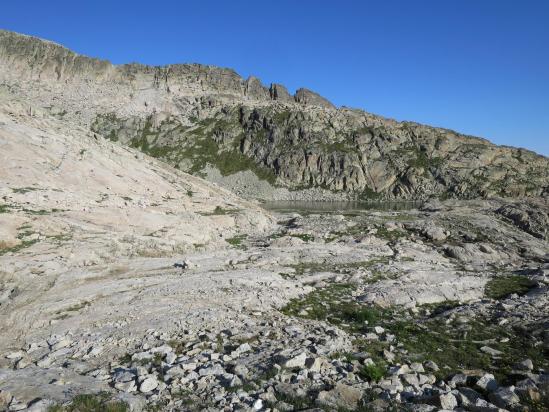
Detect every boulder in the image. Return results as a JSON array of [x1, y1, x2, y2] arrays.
[[316, 383, 362, 410]]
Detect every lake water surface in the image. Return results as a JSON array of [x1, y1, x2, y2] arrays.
[[262, 200, 422, 213]]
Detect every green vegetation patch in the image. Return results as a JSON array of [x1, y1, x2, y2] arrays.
[[12, 186, 40, 194], [47, 393, 128, 412], [0, 204, 11, 213], [281, 283, 382, 331], [225, 234, 247, 249], [282, 282, 548, 385], [284, 257, 390, 277], [484, 275, 536, 300], [0, 228, 39, 256], [358, 362, 387, 382]]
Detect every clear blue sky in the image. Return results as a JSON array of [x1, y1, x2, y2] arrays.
[[2, 0, 548, 155]]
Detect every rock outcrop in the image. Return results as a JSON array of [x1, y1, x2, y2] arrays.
[[1, 28, 547, 201]]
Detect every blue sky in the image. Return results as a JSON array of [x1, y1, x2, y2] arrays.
[[2, 0, 548, 155]]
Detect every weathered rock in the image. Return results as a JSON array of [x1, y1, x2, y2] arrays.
[[476, 374, 498, 392], [139, 377, 159, 393], [279, 352, 307, 369], [0, 390, 13, 409], [515, 358, 534, 371], [316, 383, 362, 410], [488, 386, 520, 409]]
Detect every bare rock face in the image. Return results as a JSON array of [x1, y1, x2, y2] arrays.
[[269, 83, 293, 103], [496, 200, 549, 240], [0, 28, 547, 202], [294, 87, 335, 109]]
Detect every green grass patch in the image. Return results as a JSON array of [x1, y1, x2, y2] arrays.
[[374, 226, 407, 241], [12, 187, 40, 194], [358, 362, 387, 382], [281, 283, 384, 333], [284, 257, 390, 277], [47, 393, 128, 412], [485, 275, 536, 300], [225, 234, 247, 249]]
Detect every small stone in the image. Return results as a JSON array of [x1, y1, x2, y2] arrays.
[[6, 351, 24, 360], [383, 349, 395, 362], [165, 352, 177, 365], [402, 373, 419, 387], [439, 393, 458, 410], [253, 399, 263, 410], [449, 373, 468, 388], [115, 380, 137, 393], [515, 358, 534, 371], [233, 364, 249, 378], [305, 357, 322, 372], [409, 362, 425, 373], [456, 387, 482, 406], [51, 337, 72, 351], [489, 386, 521, 409], [424, 360, 439, 371], [198, 363, 225, 376], [480, 346, 503, 357], [476, 373, 498, 392], [113, 370, 136, 383], [139, 376, 159, 393], [425, 393, 457, 410], [515, 379, 540, 403], [389, 364, 410, 375], [236, 343, 251, 354], [316, 383, 362, 410], [282, 352, 307, 369]]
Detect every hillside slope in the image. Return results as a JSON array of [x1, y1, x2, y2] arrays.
[[1, 29, 547, 201]]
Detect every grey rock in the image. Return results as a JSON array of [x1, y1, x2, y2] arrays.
[[198, 364, 225, 377], [269, 83, 293, 103], [280, 352, 307, 369], [294, 88, 334, 109], [456, 387, 483, 406], [113, 369, 136, 383], [449, 373, 468, 388], [480, 346, 503, 357], [0, 390, 13, 409], [316, 383, 362, 410], [139, 377, 159, 393], [476, 374, 498, 392], [488, 386, 521, 409], [424, 361, 439, 372], [515, 358, 534, 371]]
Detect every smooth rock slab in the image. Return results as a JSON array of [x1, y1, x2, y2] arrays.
[[0, 367, 110, 405]]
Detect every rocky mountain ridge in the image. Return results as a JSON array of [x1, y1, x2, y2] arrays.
[[1, 29, 548, 201]]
